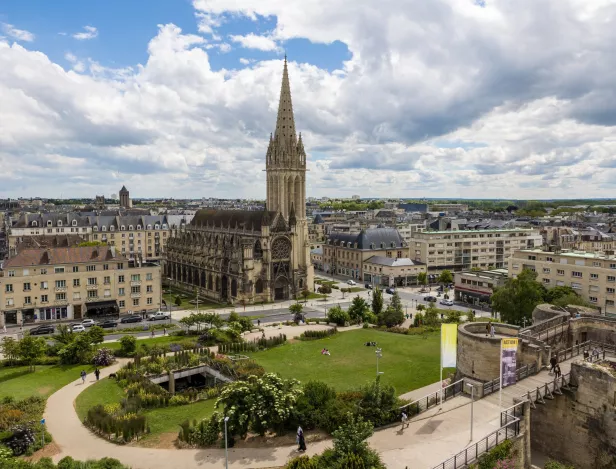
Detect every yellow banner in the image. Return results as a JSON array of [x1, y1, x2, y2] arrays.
[[441, 323, 458, 368]]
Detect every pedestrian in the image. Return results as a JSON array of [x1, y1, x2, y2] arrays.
[[262, 331, 266, 339], [163, 327, 167, 336], [401, 411, 408, 429], [485, 322, 490, 337], [549, 355, 557, 374], [490, 324, 495, 338], [554, 364, 562, 379], [2, 324, 6, 334], [94, 368, 100, 381], [297, 426, 306, 452], [80, 370, 86, 384], [257, 319, 261, 327], [151, 330, 155, 338]]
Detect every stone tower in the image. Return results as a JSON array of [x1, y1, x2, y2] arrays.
[[266, 57, 313, 290], [119, 185, 130, 209]]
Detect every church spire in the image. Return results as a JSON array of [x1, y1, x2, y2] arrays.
[[274, 55, 297, 150]]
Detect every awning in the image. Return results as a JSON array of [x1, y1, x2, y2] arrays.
[[85, 300, 119, 311]]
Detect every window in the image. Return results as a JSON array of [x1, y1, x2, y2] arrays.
[[608, 300, 615, 307], [147, 297, 153, 305], [56, 293, 66, 301], [103, 264, 109, 271], [546, 257, 553, 262], [5, 298, 14, 306], [23, 282, 31, 291], [609, 276, 616, 283], [73, 292, 81, 300], [528, 255, 536, 260], [104, 276, 111, 284], [118, 288, 125, 296], [542, 278, 551, 284], [131, 274, 141, 282], [119, 300, 125, 308], [132, 298, 140, 306], [73, 266, 79, 273], [87, 290, 98, 298], [117, 263, 124, 270], [86, 265, 96, 272], [589, 296, 598, 303], [131, 286, 141, 294], [511, 264, 519, 270], [557, 269, 565, 276], [572, 271, 582, 278], [611, 264, 616, 269], [7, 270, 15, 277], [590, 273, 599, 280], [593, 262, 602, 267], [146, 285, 153, 293], [609, 288, 616, 294], [24, 296, 31, 304], [104, 289, 111, 298], [543, 268, 550, 274], [571, 282, 582, 290], [41, 281, 48, 290], [73, 279, 80, 287], [40, 268, 47, 275], [146, 273, 153, 281], [56, 280, 66, 288], [22, 269, 29, 276], [5, 284, 13, 293], [41, 294, 48, 303], [118, 275, 125, 283], [87, 278, 97, 285]]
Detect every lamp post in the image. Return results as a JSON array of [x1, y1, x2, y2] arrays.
[[376, 348, 384, 377], [466, 383, 474, 442], [224, 416, 230, 469]]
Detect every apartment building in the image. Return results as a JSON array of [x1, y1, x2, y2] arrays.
[[363, 256, 426, 287], [410, 228, 542, 273], [509, 249, 616, 315], [454, 269, 508, 305], [396, 222, 427, 244], [0, 246, 161, 327], [321, 228, 408, 280]]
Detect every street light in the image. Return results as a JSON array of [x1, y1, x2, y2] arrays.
[[375, 348, 384, 377], [466, 383, 474, 442], [224, 416, 230, 469]]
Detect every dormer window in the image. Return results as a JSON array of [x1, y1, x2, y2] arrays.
[[381, 243, 385, 249], [137, 225, 141, 230], [110, 226, 115, 231], [162, 224, 168, 229], [121, 226, 126, 231], [57, 221, 62, 227], [47, 220, 52, 227], [102, 226, 107, 232], [128, 225, 134, 230], [154, 224, 160, 230], [370, 243, 375, 249], [391, 242, 396, 248], [31, 221, 37, 227], [93, 226, 99, 232], [354, 243, 358, 249], [147, 224, 152, 230], [72, 220, 77, 226]]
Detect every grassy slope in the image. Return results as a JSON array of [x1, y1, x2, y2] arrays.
[[75, 378, 126, 421], [140, 399, 216, 443], [101, 335, 198, 352], [0, 364, 94, 400], [246, 329, 442, 395]]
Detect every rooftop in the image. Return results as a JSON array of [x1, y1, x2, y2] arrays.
[[3, 246, 122, 268], [419, 228, 536, 235], [365, 256, 425, 267], [516, 248, 616, 260]]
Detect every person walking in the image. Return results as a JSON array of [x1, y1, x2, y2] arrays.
[[80, 370, 87, 384], [94, 368, 100, 381], [549, 355, 557, 374], [401, 411, 409, 429], [163, 327, 167, 336], [151, 330, 155, 338], [257, 319, 261, 327], [2, 324, 6, 334], [485, 322, 490, 337], [554, 364, 562, 379], [297, 426, 306, 452], [490, 324, 495, 338]]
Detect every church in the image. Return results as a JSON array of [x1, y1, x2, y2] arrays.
[[164, 58, 314, 304]]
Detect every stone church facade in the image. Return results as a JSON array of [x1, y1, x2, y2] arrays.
[[164, 58, 314, 304]]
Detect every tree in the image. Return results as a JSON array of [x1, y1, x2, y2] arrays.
[[378, 292, 404, 327], [332, 414, 374, 457], [423, 304, 441, 327], [318, 284, 332, 301], [289, 303, 304, 324], [119, 335, 137, 356], [417, 271, 428, 290], [54, 324, 74, 345], [371, 287, 384, 316], [443, 310, 462, 324], [327, 305, 350, 326], [438, 270, 453, 285], [543, 285, 577, 303], [0, 337, 19, 364], [215, 373, 302, 437], [18, 336, 47, 371], [551, 293, 594, 309], [301, 289, 310, 303], [348, 296, 370, 324], [87, 326, 105, 345], [58, 333, 95, 364], [491, 269, 545, 325], [174, 295, 182, 307]]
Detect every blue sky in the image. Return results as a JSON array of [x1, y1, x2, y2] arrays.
[[0, 0, 350, 73]]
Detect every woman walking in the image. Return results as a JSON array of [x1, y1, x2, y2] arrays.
[[297, 426, 307, 452], [80, 370, 87, 384]]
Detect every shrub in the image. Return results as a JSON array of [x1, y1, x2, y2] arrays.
[[299, 329, 337, 340], [285, 456, 317, 469], [476, 440, 513, 469], [93, 348, 115, 366], [544, 461, 576, 469], [85, 405, 147, 443], [377, 305, 404, 328], [2, 425, 36, 456], [291, 381, 337, 430], [177, 414, 220, 447], [58, 334, 95, 364], [327, 306, 350, 326], [119, 336, 137, 356]]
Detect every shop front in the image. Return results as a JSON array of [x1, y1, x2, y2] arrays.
[[85, 300, 119, 319]]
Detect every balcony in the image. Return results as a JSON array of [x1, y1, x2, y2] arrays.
[[130, 293, 141, 299], [54, 299, 69, 305], [86, 296, 98, 301], [130, 281, 141, 286], [86, 284, 98, 290], [55, 286, 67, 292]]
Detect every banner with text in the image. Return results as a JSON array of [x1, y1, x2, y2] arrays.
[[501, 338, 519, 388], [441, 323, 458, 368]]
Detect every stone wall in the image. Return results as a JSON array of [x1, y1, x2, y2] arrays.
[[530, 360, 616, 469], [569, 317, 616, 347]]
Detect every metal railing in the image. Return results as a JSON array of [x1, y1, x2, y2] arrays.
[[519, 313, 568, 337], [483, 362, 538, 396], [556, 341, 592, 363], [400, 379, 465, 417], [431, 405, 523, 469], [519, 372, 570, 407], [529, 321, 568, 342]]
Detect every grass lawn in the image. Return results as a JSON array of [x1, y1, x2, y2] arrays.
[[245, 329, 443, 395], [101, 335, 199, 352], [163, 287, 224, 311], [0, 364, 94, 400], [75, 378, 126, 421]]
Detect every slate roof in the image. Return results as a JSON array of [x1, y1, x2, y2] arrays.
[[364, 256, 424, 267], [327, 228, 406, 249], [4, 246, 122, 268], [191, 209, 277, 231]]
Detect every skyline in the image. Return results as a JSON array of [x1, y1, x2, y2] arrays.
[[1, 0, 616, 199]]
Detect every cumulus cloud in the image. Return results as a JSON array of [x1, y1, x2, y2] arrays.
[[2, 0, 616, 199], [73, 26, 98, 40], [1, 23, 35, 42]]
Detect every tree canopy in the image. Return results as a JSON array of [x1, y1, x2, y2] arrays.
[[491, 269, 546, 325]]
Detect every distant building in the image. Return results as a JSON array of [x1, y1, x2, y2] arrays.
[[119, 186, 131, 209], [363, 256, 426, 287], [351, 195, 361, 200], [454, 269, 508, 306], [95, 195, 106, 209]]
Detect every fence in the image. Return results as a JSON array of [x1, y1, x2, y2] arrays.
[[529, 321, 568, 342], [519, 313, 568, 337], [518, 371, 570, 407], [400, 379, 465, 417], [482, 362, 538, 396], [431, 405, 523, 469]]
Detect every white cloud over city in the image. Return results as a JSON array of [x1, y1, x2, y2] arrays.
[[1, 0, 616, 199]]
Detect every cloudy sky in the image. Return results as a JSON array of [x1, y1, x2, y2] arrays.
[[1, 0, 616, 200]]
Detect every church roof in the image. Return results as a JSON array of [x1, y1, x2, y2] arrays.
[[191, 210, 278, 231], [275, 56, 297, 150], [327, 227, 406, 249]]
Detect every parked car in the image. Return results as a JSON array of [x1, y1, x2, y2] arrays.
[[28, 324, 55, 335], [97, 319, 118, 329], [385, 287, 396, 294], [440, 299, 454, 306], [347, 279, 357, 286], [147, 311, 171, 321], [81, 318, 96, 328], [120, 314, 142, 324], [424, 295, 437, 302], [72, 324, 86, 333], [365, 283, 373, 290]]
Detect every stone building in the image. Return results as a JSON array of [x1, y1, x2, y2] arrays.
[[119, 186, 131, 209], [164, 58, 314, 304]]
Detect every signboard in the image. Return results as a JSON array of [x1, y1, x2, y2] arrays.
[[441, 323, 458, 368], [500, 338, 518, 388]]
